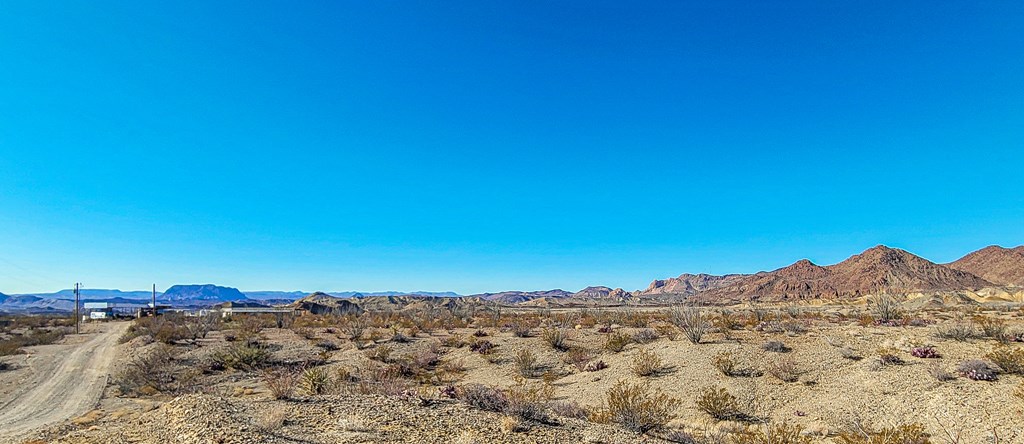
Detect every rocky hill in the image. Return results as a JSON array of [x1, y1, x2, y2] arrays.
[[645, 245, 1001, 302], [947, 245, 1024, 287], [288, 292, 363, 315], [472, 289, 573, 304]]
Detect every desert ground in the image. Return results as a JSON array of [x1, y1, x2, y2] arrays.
[[2, 300, 1024, 444]]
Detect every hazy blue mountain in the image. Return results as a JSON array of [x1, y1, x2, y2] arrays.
[[13, 289, 159, 301], [160, 284, 248, 304], [243, 290, 461, 301]]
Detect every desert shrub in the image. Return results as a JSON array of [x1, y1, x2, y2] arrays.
[[869, 295, 903, 324], [767, 356, 803, 383], [984, 346, 1024, 375], [671, 306, 709, 344], [715, 310, 742, 331], [115, 344, 193, 396], [473, 329, 488, 337], [589, 380, 681, 434], [927, 363, 955, 381], [1, 327, 67, 356], [910, 346, 940, 359], [458, 384, 509, 412], [654, 324, 679, 341], [261, 367, 300, 399], [212, 342, 271, 371], [604, 331, 632, 353], [549, 400, 588, 419], [933, 320, 976, 341], [713, 352, 738, 377], [876, 348, 904, 366], [365, 344, 392, 362], [505, 379, 553, 421], [632, 328, 659, 344], [836, 422, 930, 444], [695, 386, 742, 421], [296, 327, 318, 340], [584, 360, 608, 372], [730, 423, 811, 444], [441, 334, 467, 348], [564, 347, 594, 371], [511, 323, 533, 338], [631, 349, 663, 377], [761, 341, 789, 353], [755, 321, 785, 333], [974, 316, 1007, 341], [390, 328, 411, 343], [342, 316, 366, 341], [299, 366, 332, 395], [540, 328, 570, 351], [957, 359, 998, 381], [470, 339, 495, 355], [782, 321, 807, 335], [514, 349, 540, 378]]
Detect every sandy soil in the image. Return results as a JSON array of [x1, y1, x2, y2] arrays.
[[0, 321, 129, 443]]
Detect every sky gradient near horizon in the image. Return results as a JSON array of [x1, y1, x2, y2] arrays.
[[1, 1, 1023, 294]]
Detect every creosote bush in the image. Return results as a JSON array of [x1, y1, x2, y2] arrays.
[[695, 386, 742, 421], [589, 380, 681, 434], [604, 331, 632, 353], [630, 349, 663, 377], [212, 342, 271, 371]]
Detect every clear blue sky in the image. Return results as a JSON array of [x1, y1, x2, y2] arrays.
[[1, 1, 1022, 295]]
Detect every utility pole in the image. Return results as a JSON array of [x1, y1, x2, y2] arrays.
[[152, 284, 157, 317], [74, 282, 81, 334]]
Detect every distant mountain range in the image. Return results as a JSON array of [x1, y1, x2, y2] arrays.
[[2, 245, 1022, 312]]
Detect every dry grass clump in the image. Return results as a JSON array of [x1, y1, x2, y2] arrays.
[[514, 349, 540, 378], [261, 367, 300, 399], [984, 346, 1024, 375], [730, 423, 811, 444], [540, 328, 570, 351], [767, 355, 803, 383], [589, 380, 681, 434], [604, 331, 633, 353], [836, 421, 929, 444], [713, 352, 738, 376], [695, 386, 742, 421], [631, 349, 663, 377], [500, 416, 524, 434], [876, 348, 904, 366], [671, 306, 710, 344]]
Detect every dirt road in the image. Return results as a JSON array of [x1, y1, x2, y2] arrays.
[[0, 321, 129, 442]]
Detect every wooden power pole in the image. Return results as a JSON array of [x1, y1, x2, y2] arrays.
[[74, 282, 81, 334], [152, 284, 157, 316]]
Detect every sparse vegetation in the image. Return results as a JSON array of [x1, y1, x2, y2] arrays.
[[767, 355, 803, 382], [589, 380, 681, 434], [984, 346, 1024, 375], [671, 306, 710, 344], [695, 386, 742, 421], [836, 421, 930, 444], [957, 359, 998, 381], [604, 331, 632, 353], [630, 348, 663, 377], [514, 348, 540, 378], [730, 423, 811, 444], [540, 328, 570, 351]]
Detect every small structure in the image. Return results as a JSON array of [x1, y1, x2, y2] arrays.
[[83, 302, 114, 320]]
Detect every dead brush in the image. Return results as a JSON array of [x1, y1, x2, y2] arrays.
[[261, 367, 300, 399], [837, 420, 929, 444], [255, 406, 289, 432], [984, 346, 1024, 375], [767, 355, 803, 383], [630, 349, 663, 377], [564, 347, 594, 372], [730, 423, 811, 444], [876, 348, 905, 366], [973, 316, 1008, 341], [588, 380, 681, 434], [712, 352, 738, 376], [671, 306, 710, 344]]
